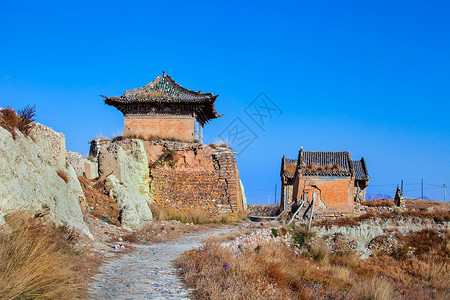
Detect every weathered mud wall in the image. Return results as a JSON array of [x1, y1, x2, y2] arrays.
[[145, 141, 245, 220]]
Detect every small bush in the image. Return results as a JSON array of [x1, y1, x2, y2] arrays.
[[292, 226, 313, 248], [122, 232, 139, 243], [0, 105, 36, 139], [392, 245, 408, 261], [271, 228, 279, 237], [309, 240, 329, 262]]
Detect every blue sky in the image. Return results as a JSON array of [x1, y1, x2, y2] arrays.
[[1, 0, 449, 203]]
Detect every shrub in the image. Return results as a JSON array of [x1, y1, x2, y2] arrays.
[[292, 226, 313, 248], [392, 245, 408, 261], [271, 228, 279, 237], [309, 240, 329, 262], [0, 105, 36, 139]]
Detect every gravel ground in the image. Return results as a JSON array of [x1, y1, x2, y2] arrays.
[[89, 227, 235, 299]]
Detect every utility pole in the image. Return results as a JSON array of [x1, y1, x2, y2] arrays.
[[401, 180, 403, 193], [421, 178, 424, 199], [443, 184, 447, 202], [274, 184, 277, 205]]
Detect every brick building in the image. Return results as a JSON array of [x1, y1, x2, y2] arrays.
[[280, 148, 369, 214], [352, 158, 370, 203], [101, 72, 222, 143]]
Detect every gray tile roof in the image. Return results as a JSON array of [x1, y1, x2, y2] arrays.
[[352, 158, 370, 180], [299, 150, 353, 176]]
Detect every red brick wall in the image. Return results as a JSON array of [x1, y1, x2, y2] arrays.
[[293, 175, 354, 213], [124, 115, 195, 141]]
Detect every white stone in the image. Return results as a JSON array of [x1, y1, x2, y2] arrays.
[[105, 175, 153, 230], [0, 124, 92, 238]]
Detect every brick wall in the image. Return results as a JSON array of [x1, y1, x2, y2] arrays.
[[149, 147, 244, 220], [294, 175, 354, 214], [124, 115, 195, 142]]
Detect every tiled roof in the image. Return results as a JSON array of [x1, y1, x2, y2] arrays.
[[102, 75, 217, 103], [101, 73, 222, 123], [299, 150, 353, 176], [352, 158, 370, 180], [281, 150, 370, 183]]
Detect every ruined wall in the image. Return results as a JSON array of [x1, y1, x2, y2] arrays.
[[150, 169, 233, 216], [295, 175, 354, 214], [124, 114, 195, 142], [148, 144, 244, 220], [280, 183, 294, 210]]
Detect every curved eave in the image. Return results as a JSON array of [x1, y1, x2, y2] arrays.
[[302, 171, 353, 177], [100, 94, 217, 104]]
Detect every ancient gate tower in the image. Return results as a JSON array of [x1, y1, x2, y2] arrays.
[[101, 72, 222, 143]]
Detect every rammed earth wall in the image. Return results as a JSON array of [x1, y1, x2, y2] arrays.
[[149, 147, 244, 220]]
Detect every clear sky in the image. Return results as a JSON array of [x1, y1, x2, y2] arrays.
[[1, 0, 449, 203]]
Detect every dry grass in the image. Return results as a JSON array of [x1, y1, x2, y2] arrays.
[[78, 176, 122, 226], [0, 212, 86, 299], [112, 134, 189, 143], [284, 163, 297, 176], [209, 142, 231, 149], [202, 228, 254, 244], [406, 199, 450, 211], [119, 220, 205, 244], [362, 199, 395, 207], [0, 105, 36, 140], [315, 210, 450, 229], [177, 227, 450, 299], [304, 163, 340, 172], [149, 204, 232, 225]]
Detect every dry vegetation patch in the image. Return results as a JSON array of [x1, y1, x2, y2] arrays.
[[315, 210, 450, 229], [284, 163, 297, 176], [149, 204, 233, 225], [0, 212, 98, 299], [361, 199, 395, 207], [78, 176, 122, 226], [177, 226, 449, 299], [0, 105, 36, 139]]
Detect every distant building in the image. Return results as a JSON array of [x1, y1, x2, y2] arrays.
[[101, 72, 222, 143], [280, 148, 369, 214], [351, 158, 370, 203]]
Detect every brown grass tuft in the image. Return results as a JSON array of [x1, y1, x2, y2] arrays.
[[305, 163, 340, 172], [284, 163, 297, 176], [149, 204, 212, 224], [0, 212, 85, 299], [362, 199, 395, 207]]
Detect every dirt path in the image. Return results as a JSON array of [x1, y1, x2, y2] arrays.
[[89, 228, 234, 299]]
